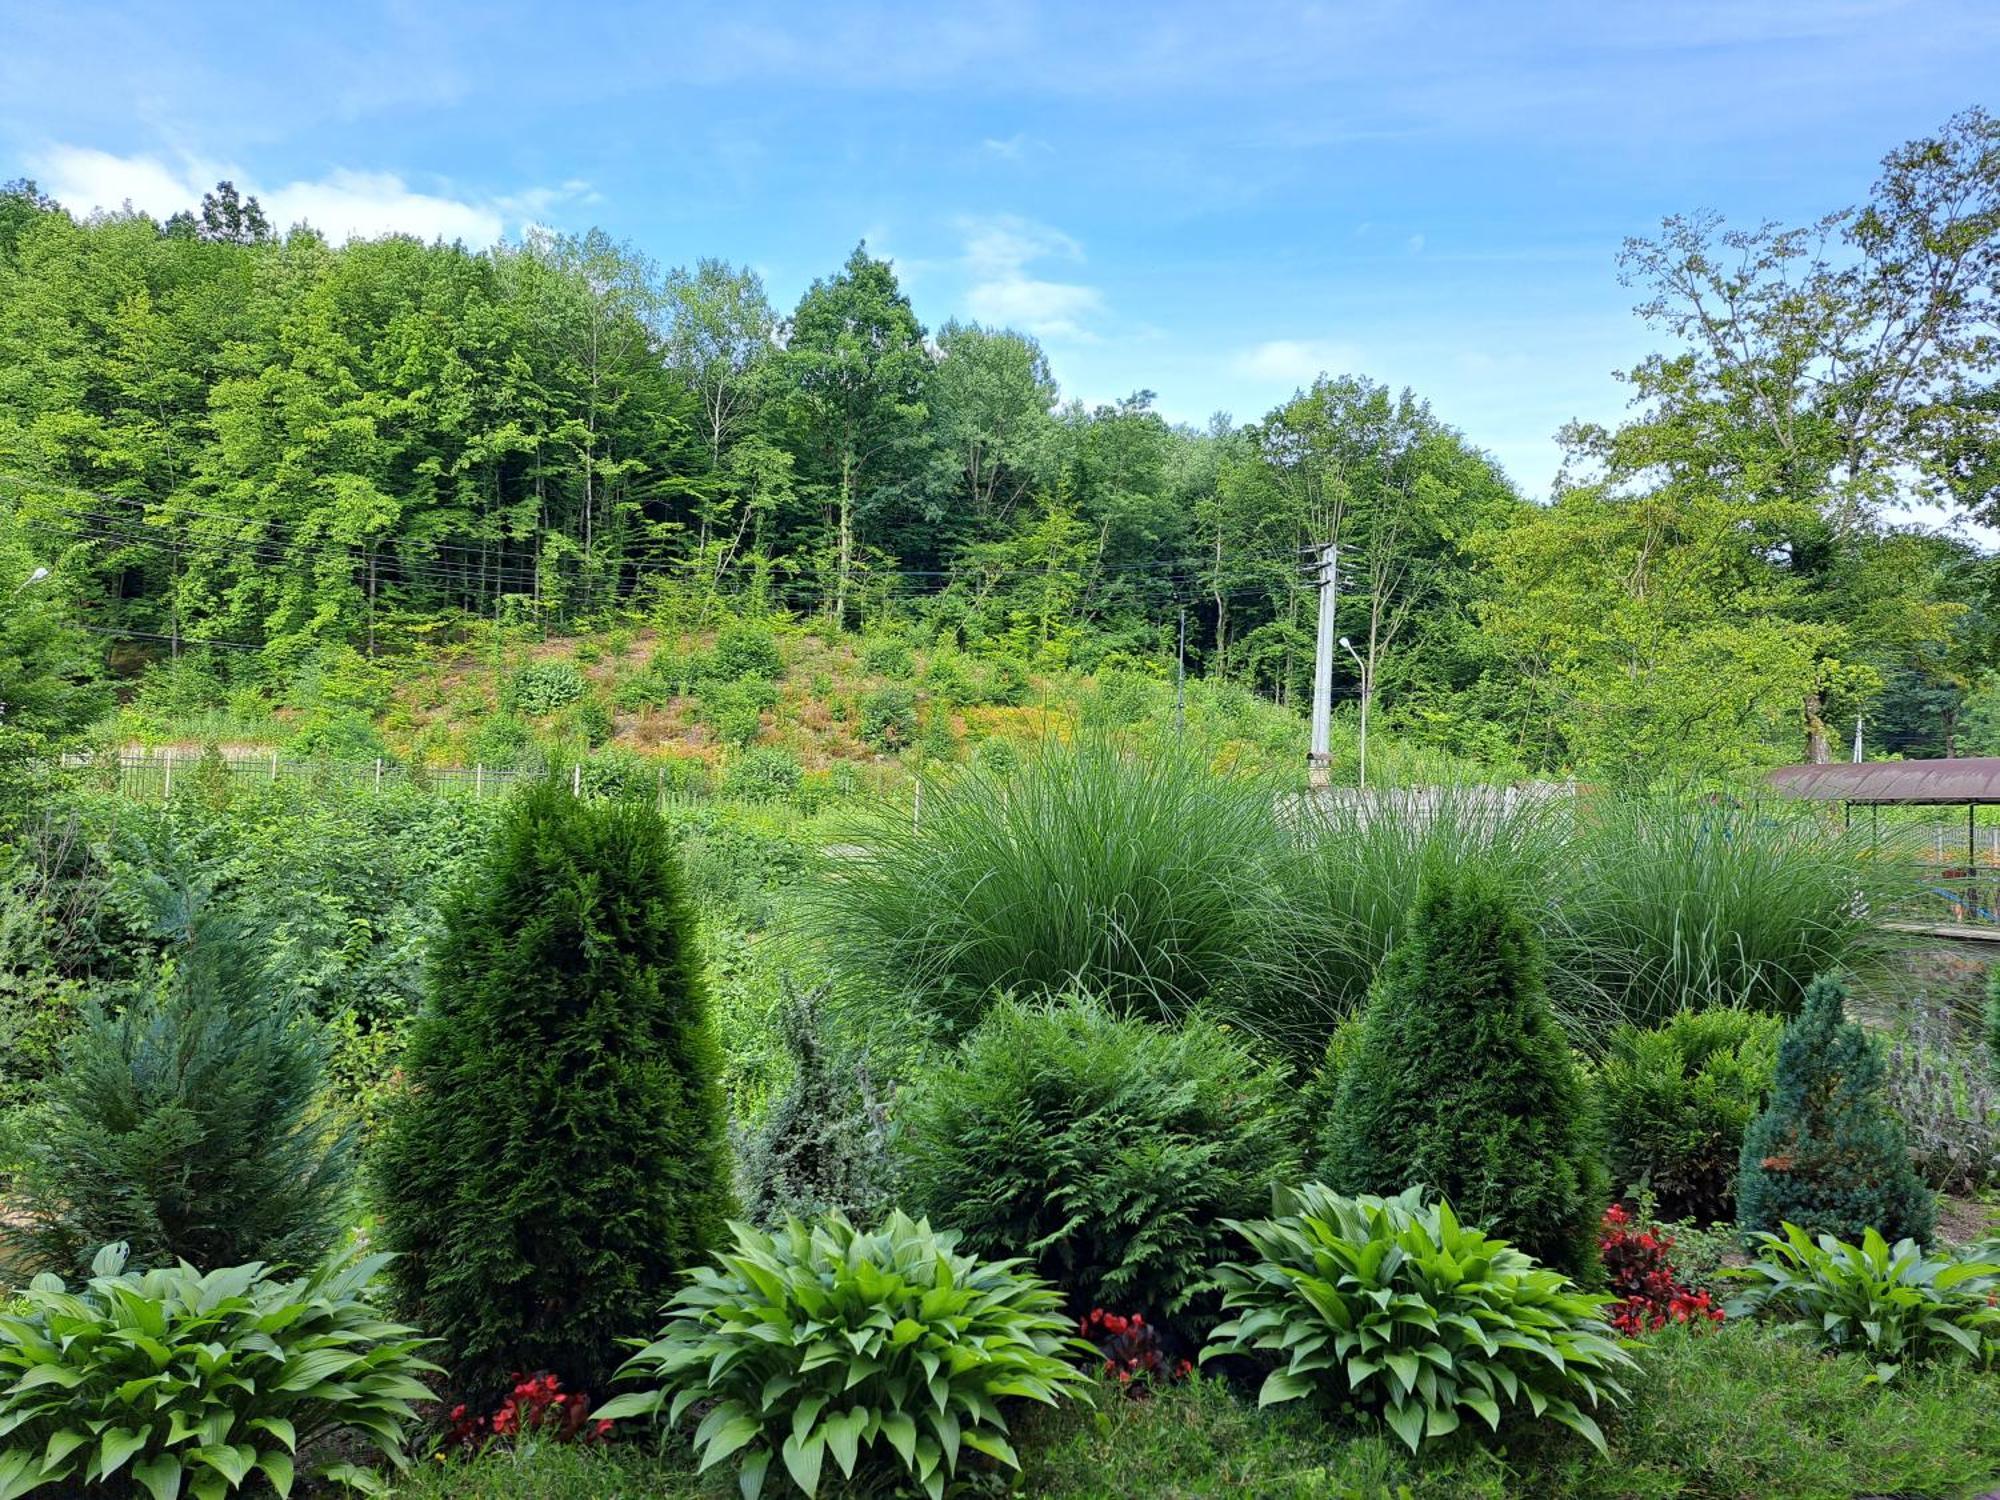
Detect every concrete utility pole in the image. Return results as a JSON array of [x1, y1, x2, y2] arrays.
[[1306, 541, 1338, 789], [1852, 716, 1864, 764]]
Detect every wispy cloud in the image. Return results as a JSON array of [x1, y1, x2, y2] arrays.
[[27, 144, 583, 246], [1230, 338, 1368, 387], [958, 215, 1103, 340]]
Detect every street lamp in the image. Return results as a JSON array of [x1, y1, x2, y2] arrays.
[[12, 566, 48, 595], [1338, 635, 1369, 791]]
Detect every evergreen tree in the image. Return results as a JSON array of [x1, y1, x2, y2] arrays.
[[1321, 865, 1603, 1278], [3, 882, 352, 1276], [1736, 975, 1934, 1245], [372, 783, 731, 1401]]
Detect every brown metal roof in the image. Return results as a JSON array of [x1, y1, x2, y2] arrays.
[[1767, 758, 2000, 805]]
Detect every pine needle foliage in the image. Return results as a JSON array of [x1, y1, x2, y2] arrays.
[[898, 994, 1297, 1335], [372, 782, 731, 1402], [1320, 865, 1604, 1279], [1736, 975, 1934, 1247], [3, 890, 353, 1277]]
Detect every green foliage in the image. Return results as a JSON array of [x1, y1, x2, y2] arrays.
[[1736, 976, 1934, 1246], [4, 891, 354, 1278], [1322, 865, 1604, 1278], [1987, 963, 2000, 1083], [734, 982, 896, 1227], [700, 678, 771, 748], [0, 1243, 438, 1499], [810, 740, 1310, 1042], [859, 634, 914, 677], [968, 735, 1020, 777], [900, 995, 1297, 1331], [372, 784, 732, 1400], [596, 1211, 1089, 1499], [1598, 1008, 1781, 1222], [722, 746, 803, 804], [856, 683, 917, 749], [506, 662, 587, 717], [0, 856, 84, 1113], [1728, 1224, 2000, 1380], [1883, 1006, 2000, 1193], [1203, 1185, 1634, 1455], [708, 623, 784, 682]]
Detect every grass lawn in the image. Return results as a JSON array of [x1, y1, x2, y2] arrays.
[[383, 1322, 2000, 1500]]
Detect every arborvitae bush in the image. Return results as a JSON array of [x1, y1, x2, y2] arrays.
[[1598, 1008, 1781, 1223], [4, 889, 353, 1276], [708, 621, 783, 682], [372, 783, 731, 1401], [733, 981, 896, 1227], [1320, 865, 1604, 1278], [1736, 975, 1934, 1246], [899, 993, 1296, 1338]]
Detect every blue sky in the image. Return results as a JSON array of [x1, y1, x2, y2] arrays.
[[4, 0, 1997, 499]]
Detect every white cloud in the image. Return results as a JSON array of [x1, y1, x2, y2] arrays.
[[956, 214, 1103, 340], [27, 144, 586, 246], [1231, 339, 1368, 386]]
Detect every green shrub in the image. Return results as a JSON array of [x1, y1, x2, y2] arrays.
[[0, 1243, 437, 1499], [1598, 1008, 1780, 1223], [1322, 865, 1604, 1278], [921, 652, 971, 704], [574, 747, 655, 801], [372, 784, 732, 1401], [1203, 1185, 1634, 1455], [1736, 975, 1934, 1247], [858, 683, 918, 749], [701, 679, 771, 748], [860, 634, 914, 678], [469, 712, 538, 769], [1986, 964, 2000, 1082], [4, 893, 354, 1278], [980, 656, 1030, 707], [1728, 1223, 2000, 1379], [594, 1211, 1090, 1500], [969, 735, 1021, 777], [808, 741, 1308, 1041], [900, 995, 1295, 1333], [708, 622, 783, 682], [507, 661, 587, 716], [288, 708, 390, 763], [611, 670, 672, 713], [734, 982, 896, 1227], [722, 746, 803, 804], [564, 696, 613, 748]]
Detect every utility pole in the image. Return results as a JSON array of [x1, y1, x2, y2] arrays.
[[1305, 541, 1338, 789], [1340, 636, 1370, 791], [1175, 604, 1187, 741], [1852, 716, 1864, 764]]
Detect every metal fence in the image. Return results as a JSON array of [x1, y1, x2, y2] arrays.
[[70, 749, 607, 803]]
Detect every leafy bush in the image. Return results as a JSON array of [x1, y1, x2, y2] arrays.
[[808, 741, 1308, 1041], [722, 746, 803, 804], [373, 784, 732, 1401], [1597, 1205, 1724, 1336], [860, 634, 914, 677], [1884, 1006, 2000, 1193], [507, 661, 587, 716], [0, 1243, 437, 1499], [858, 683, 918, 749], [1727, 1224, 2000, 1380], [1736, 975, 1933, 1247], [705, 623, 783, 683], [700, 679, 771, 748], [4, 891, 354, 1277], [1321, 865, 1604, 1278], [469, 712, 539, 769], [900, 995, 1297, 1333], [594, 1211, 1090, 1500], [1597, 1008, 1780, 1222], [734, 981, 896, 1227], [443, 1371, 613, 1454], [1202, 1185, 1634, 1455], [969, 735, 1021, 777]]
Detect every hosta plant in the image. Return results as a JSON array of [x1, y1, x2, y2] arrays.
[[1727, 1223, 2000, 1381], [0, 1243, 437, 1499], [594, 1211, 1090, 1499], [1202, 1185, 1635, 1455]]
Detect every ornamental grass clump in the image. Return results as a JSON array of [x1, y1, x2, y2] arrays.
[[1202, 1185, 1634, 1455], [0, 1243, 437, 1499], [595, 1211, 1090, 1500], [372, 782, 731, 1403], [1728, 1223, 2000, 1381], [1736, 975, 1933, 1247]]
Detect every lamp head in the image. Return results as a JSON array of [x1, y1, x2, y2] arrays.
[[1338, 636, 1353, 651]]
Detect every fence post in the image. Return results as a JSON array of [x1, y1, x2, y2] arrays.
[[572, 764, 582, 796], [162, 752, 173, 803], [374, 757, 383, 791], [913, 776, 923, 832], [475, 764, 483, 798]]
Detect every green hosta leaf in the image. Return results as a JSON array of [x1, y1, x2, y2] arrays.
[[99, 1426, 150, 1479], [1258, 1368, 1312, 1407], [780, 1428, 824, 1496], [959, 1429, 1020, 1470], [256, 1447, 296, 1499], [131, 1451, 184, 1500], [1383, 1398, 1426, 1454], [737, 1448, 771, 1500]]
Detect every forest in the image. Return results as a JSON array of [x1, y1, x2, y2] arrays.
[[2, 106, 1996, 793]]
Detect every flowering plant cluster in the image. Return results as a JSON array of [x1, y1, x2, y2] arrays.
[[1599, 1205, 1724, 1336], [444, 1370, 612, 1452], [1078, 1307, 1191, 1388]]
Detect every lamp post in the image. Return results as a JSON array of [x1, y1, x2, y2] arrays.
[[11, 566, 48, 596], [1338, 635, 1369, 791]]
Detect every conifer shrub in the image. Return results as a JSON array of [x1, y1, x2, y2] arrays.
[[372, 783, 732, 1401], [1320, 865, 1604, 1278], [3, 891, 353, 1277], [734, 981, 896, 1226], [707, 621, 784, 682], [1598, 1008, 1781, 1223], [898, 994, 1296, 1336], [1736, 976, 1934, 1246], [506, 661, 587, 717]]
